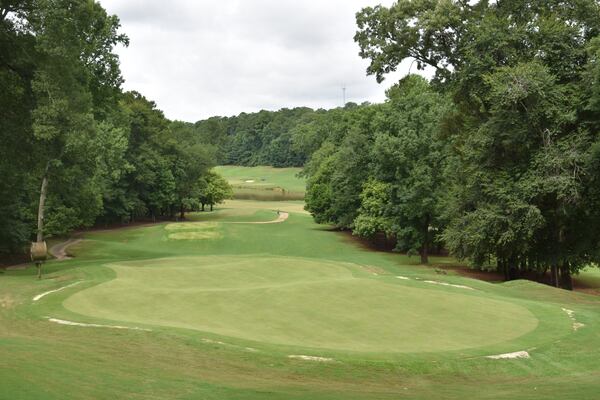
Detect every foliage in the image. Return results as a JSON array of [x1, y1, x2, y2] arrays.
[[198, 171, 234, 211], [0, 1, 223, 254], [353, 0, 600, 284]]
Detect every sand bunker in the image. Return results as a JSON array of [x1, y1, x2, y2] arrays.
[[47, 317, 151, 331], [33, 281, 83, 302], [225, 212, 289, 224], [394, 275, 474, 290], [486, 350, 530, 359], [562, 308, 585, 331], [288, 355, 334, 362], [423, 280, 474, 290]]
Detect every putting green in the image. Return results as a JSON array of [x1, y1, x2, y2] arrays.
[[64, 256, 538, 353]]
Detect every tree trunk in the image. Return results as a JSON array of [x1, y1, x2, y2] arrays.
[[210, 203, 213, 211], [420, 216, 429, 264], [179, 203, 185, 220], [559, 262, 573, 290], [201, 203, 205, 212], [550, 264, 559, 287], [508, 257, 519, 280], [420, 242, 429, 264], [36, 173, 48, 243], [36, 169, 49, 279]]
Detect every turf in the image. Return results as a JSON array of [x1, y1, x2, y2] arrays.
[[214, 165, 305, 200], [64, 255, 538, 353], [2, 200, 600, 399]]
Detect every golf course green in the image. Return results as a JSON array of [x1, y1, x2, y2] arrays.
[[2, 199, 600, 399], [64, 255, 538, 353]]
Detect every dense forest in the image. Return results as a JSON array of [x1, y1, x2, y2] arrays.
[[189, 103, 371, 167], [302, 0, 600, 289], [0, 1, 231, 256]]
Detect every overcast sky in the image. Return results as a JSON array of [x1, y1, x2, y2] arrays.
[[99, 0, 415, 122]]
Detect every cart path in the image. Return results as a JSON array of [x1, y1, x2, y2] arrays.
[[49, 239, 83, 260]]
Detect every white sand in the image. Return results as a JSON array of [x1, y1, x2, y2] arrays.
[[486, 351, 530, 359], [33, 281, 83, 302], [423, 280, 474, 290], [225, 212, 289, 224], [562, 307, 585, 331], [288, 355, 334, 362], [47, 317, 151, 331]]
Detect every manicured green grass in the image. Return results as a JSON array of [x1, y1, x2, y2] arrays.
[[214, 165, 305, 200], [2, 200, 600, 399], [64, 255, 538, 353]]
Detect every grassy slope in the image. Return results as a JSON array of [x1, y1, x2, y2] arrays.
[[214, 166, 305, 200], [1, 200, 600, 399]]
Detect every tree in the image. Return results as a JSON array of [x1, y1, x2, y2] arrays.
[[0, 0, 128, 262], [355, 0, 600, 285], [169, 121, 216, 219], [358, 75, 449, 264], [304, 105, 383, 228], [199, 172, 233, 212]]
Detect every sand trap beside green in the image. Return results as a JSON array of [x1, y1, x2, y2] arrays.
[[63, 256, 538, 353]]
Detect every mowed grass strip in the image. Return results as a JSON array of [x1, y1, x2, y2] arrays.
[[63, 255, 539, 353], [2, 201, 600, 399]]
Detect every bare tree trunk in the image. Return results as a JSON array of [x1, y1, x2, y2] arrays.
[[420, 241, 429, 264], [559, 262, 573, 290], [210, 203, 213, 211], [36, 169, 49, 279], [420, 216, 429, 264], [37, 173, 48, 242], [179, 203, 185, 220], [550, 264, 559, 287]]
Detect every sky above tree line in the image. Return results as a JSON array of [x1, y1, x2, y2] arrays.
[[99, 0, 423, 122]]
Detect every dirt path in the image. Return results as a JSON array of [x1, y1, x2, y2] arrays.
[[225, 212, 289, 224], [49, 239, 83, 260]]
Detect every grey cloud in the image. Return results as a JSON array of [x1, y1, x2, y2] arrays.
[[100, 0, 420, 121]]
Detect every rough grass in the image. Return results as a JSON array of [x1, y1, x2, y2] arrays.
[[2, 201, 600, 399], [215, 165, 305, 200]]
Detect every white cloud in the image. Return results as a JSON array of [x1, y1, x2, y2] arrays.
[[99, 0, 420, 122]]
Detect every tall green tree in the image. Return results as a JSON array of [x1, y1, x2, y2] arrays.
[[355, 0, 600, 285], [199, 171, 233, 212], [354, 75, 450, 263]]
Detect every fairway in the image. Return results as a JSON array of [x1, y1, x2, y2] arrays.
[[215, 165, 305, 200], [64, 255, 538, 353], [5, 1, 600, 399], [2, 201, 599, 399]]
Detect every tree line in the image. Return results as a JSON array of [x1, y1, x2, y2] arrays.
[[0, 0, 231, 256], [305, 0, 600, 290], [187, 102, 376, 168]]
